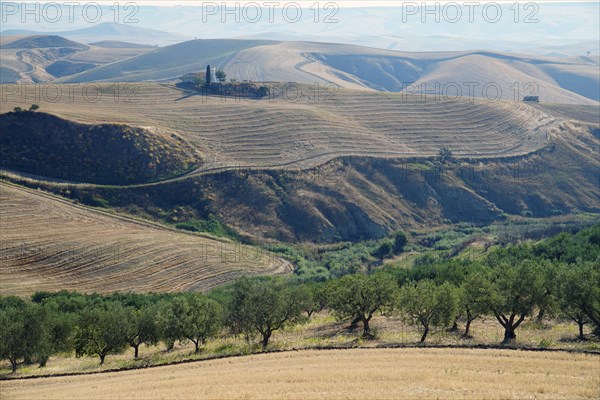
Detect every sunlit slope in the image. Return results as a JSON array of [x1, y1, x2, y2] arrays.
[[58, 39, 272, 82], [0, 183, 291, 296], [0, 83, 554, 173]]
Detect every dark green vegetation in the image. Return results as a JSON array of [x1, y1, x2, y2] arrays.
[[0, 111, 199, 184], [2, 224, 598, 372]]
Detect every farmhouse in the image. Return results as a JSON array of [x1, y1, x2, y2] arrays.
[[180, 66, 223, 85]]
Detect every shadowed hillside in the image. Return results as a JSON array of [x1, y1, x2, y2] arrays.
[[0, 111, 200, 184]]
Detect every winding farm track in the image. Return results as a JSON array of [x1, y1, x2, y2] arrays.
[[0, 182, 292, 296], [0, 83, 558, 188]]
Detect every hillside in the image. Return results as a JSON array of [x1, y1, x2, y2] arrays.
[[39, 122, 596, 243], [0, 111, 200, 184], [0, 35, 153, 83], [1, 84, 597, 241], [0, 183, 291, 296], [0, 83, 555, 171], [59, 39, 273, 82]]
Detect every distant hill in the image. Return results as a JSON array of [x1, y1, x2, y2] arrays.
[[60, 39, 273, 82], [0, 34, 154, 83], [1, 22, 189, 46], [89, 40, 156, 49], [3, 34, 598, 103], [53, 39, 599, 104], [1, 35, 86, 49]]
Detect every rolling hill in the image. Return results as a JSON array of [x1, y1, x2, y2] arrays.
[[2, 34, 597, 104], [0, 182, 291, 296], [59, 39, 274, 82], [0, 35, 86, 50], [58, 40, 599, 104], [0, 34, 154, 83], [0, 83, 555, 171]]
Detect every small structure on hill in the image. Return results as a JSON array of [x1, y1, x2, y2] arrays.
[[523, 96, 540, 102], [179, 72, 199, 84], [181, 66, 225, 85]]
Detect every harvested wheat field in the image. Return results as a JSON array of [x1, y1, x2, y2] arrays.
[[1, 348, 598, 400], [1, 83, 555, 177], [0, 182, 291, 295]]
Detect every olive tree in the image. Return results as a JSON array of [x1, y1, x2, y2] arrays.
[[0, 298, 29, 372], [327, 272, 397, 339], [397, 280, 459, 343], [227, 278, 304, 350], [124, 305, 160, 358], [0, 298, 52, 371], [176, 294, 222, 353], [298, 282, 328, 318], [459, 272, 490, 338], [557, 262, 600, 338], [485, 260, 548, 344], [74, 302, 129, 364]]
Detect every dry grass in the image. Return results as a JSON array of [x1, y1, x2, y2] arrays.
[[0, 182, 291, 295], [1, 348, 598, 400]]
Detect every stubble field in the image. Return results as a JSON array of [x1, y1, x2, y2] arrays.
[[1, 83, 555, 179], [1, 348, 598, 400], [0, 182, 291, 295]]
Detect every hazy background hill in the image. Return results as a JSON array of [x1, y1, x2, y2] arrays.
[[3, 3, 598, 55], [53, 39, 599, 104], [1, 22, 188, 46]]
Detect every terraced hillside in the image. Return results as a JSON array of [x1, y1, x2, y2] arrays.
[[2, 84, 596, 242], [0, 183, 291, 296], [0, 83, 554, 176]]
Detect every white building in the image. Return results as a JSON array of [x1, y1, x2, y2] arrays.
[[209, 67, 221, 84]]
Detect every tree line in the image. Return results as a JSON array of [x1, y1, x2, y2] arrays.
[[1, 223, 598, 372]]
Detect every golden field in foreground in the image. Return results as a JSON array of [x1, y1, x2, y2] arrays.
[[1, 348, 598, 400]]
